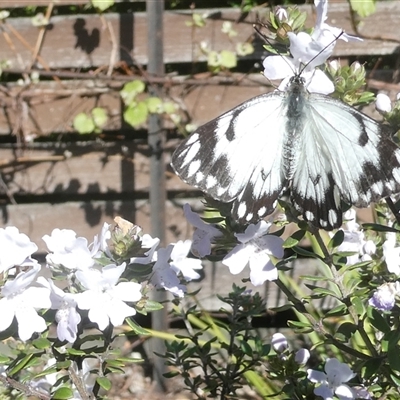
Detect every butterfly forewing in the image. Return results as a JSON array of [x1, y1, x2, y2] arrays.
[[172, 93, 290, 223]]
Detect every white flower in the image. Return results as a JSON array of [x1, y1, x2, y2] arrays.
[[271, 333, 288, 353], [383, 232, 400, 275], [295, 348, 311, 365], [0, 226, 38, 274], [183, 203, 222, 257], [263, 0, 361, 95], [0, 265, 51, 341], [37, 277, 81, 343], [75, 263, 142, 330], [151, 246, 187, 297], [275, 6, 288, 21], [337, 210, 376, 265], [307, 358, 356, 400], [92, 222, 112, 258], [368, 282, 400, 312], [43, 229, 96, 271], [170, 240, 203, 281], [129, 234, 160, 264], [222, 221, 284, 286], [375, 93, 392, 113]]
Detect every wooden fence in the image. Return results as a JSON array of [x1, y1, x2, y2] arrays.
[[1, 0, 400, 309]]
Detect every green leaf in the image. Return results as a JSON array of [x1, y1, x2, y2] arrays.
[[329, 230, 344, 249], [8, 354, 34, 376], [141, 300, 164, 312], [292, 246, 319, 258], [91, 0, 114, 12], [324, 303, 349, 317], [123, 102, 148, 127], [283, 230, 305, 248], [125, 317, 150, 335], [146, 97, 163, 113], [349, 0, 376, 18], [220, 50, 237, 69], [96, 377, 112, 391], [351, 295, 366, 317], [73, 113, 95, 134], [163, 101, 178, 114], [336, 322, 357, 340], [92, 107, 108, 128], [389, 347, 400, 373], [52, 387, 74, 399], [207, 51, 220, 68], [120, 80, 145, 105], [362, 223, 399, 233], [66, 348, 86, 356], [390, 373, 400, 386], [236, 42, 254, 57], [367, 307, 391, 334], [32, 338, 52, 350], [361, 358, 382, 379]]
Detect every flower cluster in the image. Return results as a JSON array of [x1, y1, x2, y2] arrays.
[[0, 220, 203, 343]]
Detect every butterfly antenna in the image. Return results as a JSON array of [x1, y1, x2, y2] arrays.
[[298, 30, 344, 76], [253, 23, 297, 77]]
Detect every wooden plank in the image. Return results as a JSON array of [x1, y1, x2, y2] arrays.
[[0, 3, 399, 70], [0, 73, 391, 136], [2, 0, 140, 7], [0, 141, 190, 195], [0, 198, 196, 253]]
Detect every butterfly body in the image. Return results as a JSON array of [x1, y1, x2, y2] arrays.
[[171, 75, 400, 230]]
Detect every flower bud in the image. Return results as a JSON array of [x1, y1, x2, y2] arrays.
[[375, 93, 392, 113], [271, 333, 288, 353], [295, 348, 310, 365]]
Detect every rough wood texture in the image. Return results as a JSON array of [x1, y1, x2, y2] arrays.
[[0, 198, 194, 253], [2, 0, 138, 6], [0, 75, 273, 135], [0, 141, 189, 195], [1, 3, 399, 70]]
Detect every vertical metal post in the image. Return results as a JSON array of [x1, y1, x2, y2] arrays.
[[146, 0, 167, 392]]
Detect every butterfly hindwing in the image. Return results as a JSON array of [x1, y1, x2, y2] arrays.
[[291, 93, 400, 229], [171, 93, 289, 223]]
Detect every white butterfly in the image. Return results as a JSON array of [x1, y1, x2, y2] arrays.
[[171, 75, 400, 230]]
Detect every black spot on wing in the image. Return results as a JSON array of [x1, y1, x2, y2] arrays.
[[354, 112, 370, 147], [230, 181, 288, 224], [291, 173, 342, 230], [354, 130, 400, 205]]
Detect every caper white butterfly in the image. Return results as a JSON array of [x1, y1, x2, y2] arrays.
[[171, 74, 400, 230]]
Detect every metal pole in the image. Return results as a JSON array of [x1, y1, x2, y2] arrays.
[[146, 0, 167, 392]]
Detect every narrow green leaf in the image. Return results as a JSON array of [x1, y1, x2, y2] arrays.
[[8, 354, 34, 376], [324, 304, 349, 317], [389, 347, 400, 373], [362, 223, 399, 233], [125, 317, 150, 335], [66, 348, 86, 356]]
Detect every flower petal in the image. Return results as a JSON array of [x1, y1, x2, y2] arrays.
[[222, 243, 251, 274]]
